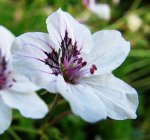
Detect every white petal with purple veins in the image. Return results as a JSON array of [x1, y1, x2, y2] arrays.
[[46, 9, 92, 54], [12, 32, 58, 93], [82, 73, 138, 120], [56, 75, 107, 122]]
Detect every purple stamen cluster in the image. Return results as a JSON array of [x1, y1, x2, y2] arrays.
[[44, 31, 97, 84], [0, 51, 14, 89]]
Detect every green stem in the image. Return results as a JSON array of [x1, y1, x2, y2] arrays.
[[8, 128, 22, 140], [49, 93, 61, 115], [41, 90, 49, 95], [49, 110, 72, 127], [12, 126, 41, 134], [43, 93, 61, 124], [12, 126, 49, 140], [42, 110, 71, 136], [42, 110, 71, 135]]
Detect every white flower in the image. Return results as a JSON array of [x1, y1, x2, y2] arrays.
[[127, 14, 142, 32], [12, 9, 138, 123], [0, 25, 48, 134], [83, 0, 111, 20]]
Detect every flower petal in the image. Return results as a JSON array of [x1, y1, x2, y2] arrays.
[[82, 73, 138, 120], [56, 75, 107, 123], [0, 25, 15, 60], [2, 90, 48, 119], [46, 9, 92, 54], [10, 73, 39, 93], [12, 32, 58, 93], [0, 96, 12, 134], [84, 30, 130, 75]]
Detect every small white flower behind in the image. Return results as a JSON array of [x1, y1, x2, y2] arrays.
[[83, 0, 111, 20], [127, 14, 142, 32]]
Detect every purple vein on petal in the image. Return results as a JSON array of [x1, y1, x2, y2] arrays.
[[16, 54, 45, 63], [23, 43, 46, 52], [37, 38, 55, 50], [22, 67, 53, 75], [58, 17, 63, 40]]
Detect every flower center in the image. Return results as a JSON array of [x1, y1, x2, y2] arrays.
[[0, 51, 15, 89], [44, 31, 97, 84]]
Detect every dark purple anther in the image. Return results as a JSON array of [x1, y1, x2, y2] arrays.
[[78, 57, 83, 64], [92, 64, 97, 70], [90, 68, 94, 74], [82, 61, 87, 67]]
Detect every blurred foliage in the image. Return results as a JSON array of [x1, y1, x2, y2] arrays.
[[0, 0, 150, 140]]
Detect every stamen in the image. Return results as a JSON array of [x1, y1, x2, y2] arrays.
[[90, 68, 94, 74], [78, 64, 83, 70], [82, 61, 87, 67], [92, 64, 97, 70], [43, 30, 94, 84], [78, 57, 83, 64], [0, 51, 15, 89]]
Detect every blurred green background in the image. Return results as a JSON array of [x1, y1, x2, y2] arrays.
[[0, 0, 150, 140]]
